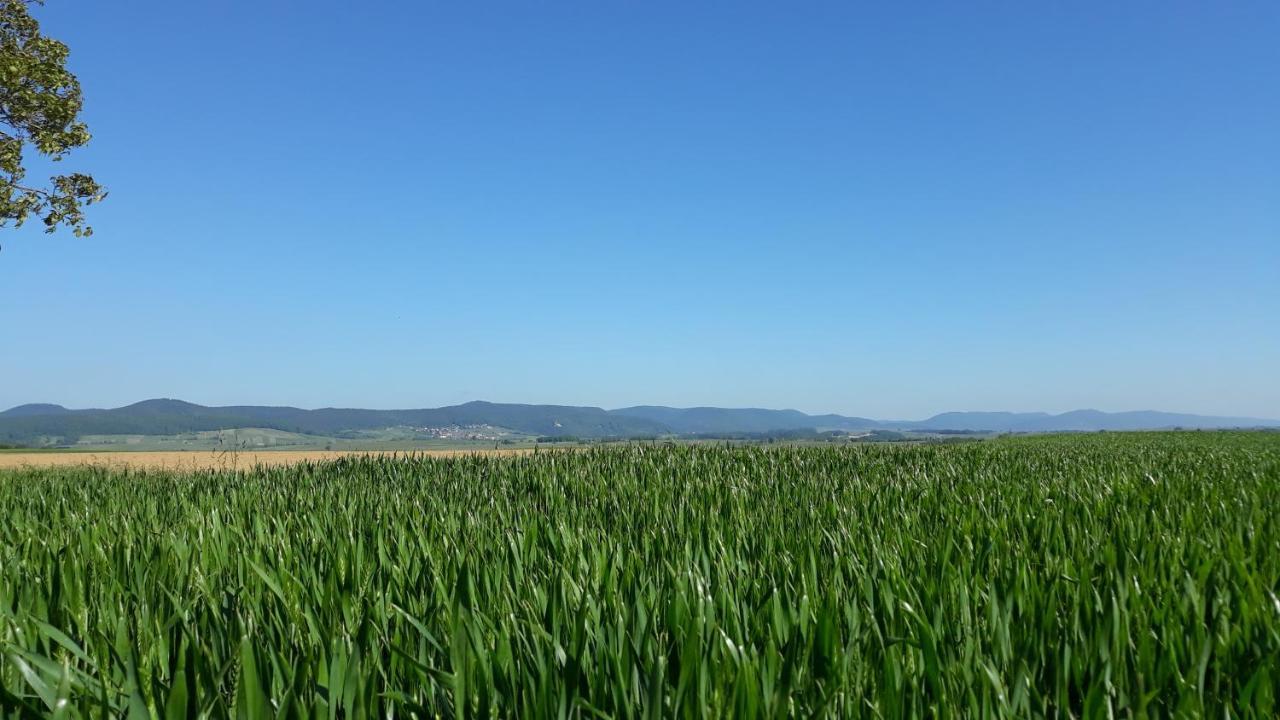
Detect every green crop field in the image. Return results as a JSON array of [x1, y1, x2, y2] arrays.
[[1, 433, 1278, 717]]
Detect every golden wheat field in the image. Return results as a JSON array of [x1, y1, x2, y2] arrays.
[[0, 448, 533, 470]]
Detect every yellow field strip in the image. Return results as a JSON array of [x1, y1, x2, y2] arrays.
[[0, 449, 533, 471]]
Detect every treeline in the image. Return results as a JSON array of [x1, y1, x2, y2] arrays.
[[683, 429, 911, 442], [535, 429, 939, 444], [536, 435, 664, 444]]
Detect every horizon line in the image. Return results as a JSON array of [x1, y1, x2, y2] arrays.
[[3, 397, 1278, 424]]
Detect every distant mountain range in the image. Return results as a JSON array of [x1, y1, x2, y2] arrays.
[[899, 409, 1280, 433], [1, 399, 1276, 446], [611, 406, 1280, 434]]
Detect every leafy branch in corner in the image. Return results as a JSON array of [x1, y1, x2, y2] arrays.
[[0, 0, 104, 242]]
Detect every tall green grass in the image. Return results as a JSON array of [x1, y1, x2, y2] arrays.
[[2, 432, 1278, 717]]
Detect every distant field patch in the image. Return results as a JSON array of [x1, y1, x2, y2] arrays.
[[0, 448, 530, 470]]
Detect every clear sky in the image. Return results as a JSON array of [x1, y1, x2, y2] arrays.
[[1, 1, 1277, 419]]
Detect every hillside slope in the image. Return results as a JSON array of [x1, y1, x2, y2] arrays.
[[610, 406, 881, 433], [906, 410, 1279, 432]]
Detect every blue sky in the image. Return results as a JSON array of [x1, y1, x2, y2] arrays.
[[1, 2, 1277, 419]]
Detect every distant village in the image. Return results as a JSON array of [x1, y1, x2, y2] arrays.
[[407, 424, 511, 441]]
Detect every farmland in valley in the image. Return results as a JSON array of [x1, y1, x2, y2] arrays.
[[1, 432, 1277, 716]]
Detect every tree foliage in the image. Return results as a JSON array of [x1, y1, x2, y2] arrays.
[[0, 0, 102, 238]]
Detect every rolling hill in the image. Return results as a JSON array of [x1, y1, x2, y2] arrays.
[[0, 400, 667, 446], [905, 409, 1280, 432], [609, 406, 881, 434]]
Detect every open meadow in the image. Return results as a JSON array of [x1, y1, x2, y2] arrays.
[[1, 432, 1278, 717]]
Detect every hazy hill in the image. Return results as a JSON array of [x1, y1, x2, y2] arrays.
[[0, 403, 77, 417], [610, 406, 882, 434], [907, 409, 1280, 432], [901, 411, 1051, 432]]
